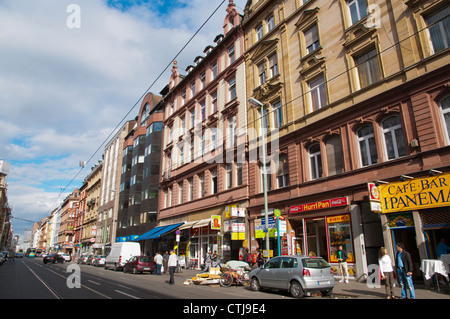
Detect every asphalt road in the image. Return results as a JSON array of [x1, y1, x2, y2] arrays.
[[0, 257, 295, 300]]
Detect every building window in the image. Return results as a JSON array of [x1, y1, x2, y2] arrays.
[[355, 48, 381, 89], [439, 96, 450, 144], [188, 178, 194, 201], [309, 143, 322, 180], [269, 53, 278, 78], [191, 81, 196, 97], [347, 0, 367, 25], [201, 72, 206, 90], [211, 169, 218, 194], [256, 24, 264, 41], [199, 174, 205, 198], [357, 125, 378, 167], [201, 100, 206, 122], [326, 136, 344, 175], [267, 15, 275, 32], [226, 164, 233, 189], [227, 115, 237, 148], [305, 24, 320, 54], [211, 61, 218, 79], [308, 75, 327, 112], [190, 109, 195, 128], [425, 6, 450, 54], [178, 183, 183, 204], [228, 45, 235, 64], [258, 62, 266, 85], [273, 101, 283, 128], [277, 153, 289, 188], [228, 77, 236, 100], [211, 91, 218, 114], [381, 116, 406, 160], [236, 162, 243, 186], [182, 90, 186, 106], [179, 146, 184, 166]]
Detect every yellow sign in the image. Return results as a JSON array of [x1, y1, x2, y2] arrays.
[[211, 215, 221, 230], [327, 214, 351, 224], [378, 174, 450, 213]]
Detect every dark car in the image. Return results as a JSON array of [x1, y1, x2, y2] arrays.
[[43, 253, 65, 264], [123, 256, 155, 274]]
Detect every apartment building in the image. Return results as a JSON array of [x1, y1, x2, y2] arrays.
[[242, 0, 449, 280], [157, 0, 248, 266], [97, 120, 135, 253], [116, 93, 163, 255], [0, 159, 11, 250], [58, 188, 79, 254]]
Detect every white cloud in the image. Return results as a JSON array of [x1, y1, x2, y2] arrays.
[[1, 0, 247, 238]]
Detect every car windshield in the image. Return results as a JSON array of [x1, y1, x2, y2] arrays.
[[302, 257, 330, 269], [139, 257, 152, 262]]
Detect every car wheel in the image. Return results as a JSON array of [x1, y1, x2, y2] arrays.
[[290, 281, 304, 298], [250, 277, 261, 291], [123, 266, 127, 273]]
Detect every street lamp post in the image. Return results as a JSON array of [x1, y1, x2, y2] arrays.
[[248, 97, 270, 259]]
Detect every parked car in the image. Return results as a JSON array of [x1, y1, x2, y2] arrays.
[[123, 256, 155, 274], [93, 255, 106, 267], [77, 253, 91, 264], [43, 254, 65, 264], [105, 242, 141, 271], [86, 255, 96, 265], [57, 253, 71, 262], [15, 253, 23, 258], [249, 255, 335, 298]]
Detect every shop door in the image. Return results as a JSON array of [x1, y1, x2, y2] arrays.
[[305, 218, 328, 260], [392, 228, 421, 279]]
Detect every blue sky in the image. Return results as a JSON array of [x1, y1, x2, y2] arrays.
[[0, 0, 247, 243]]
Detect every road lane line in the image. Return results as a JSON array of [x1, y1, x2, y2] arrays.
[[88, 280, 101, 285], [21, 260, 61, 299], [114, 290, 140, 299]]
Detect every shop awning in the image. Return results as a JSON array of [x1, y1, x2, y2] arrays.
[[179, 221, 198, 230], [192, 218, 211, 228], [133, 222, 184, 241]]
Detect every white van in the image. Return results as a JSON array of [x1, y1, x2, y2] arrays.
[[104, 242, 141, 271]]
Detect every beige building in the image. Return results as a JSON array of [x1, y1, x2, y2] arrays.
[[242, 0, 449, 280]]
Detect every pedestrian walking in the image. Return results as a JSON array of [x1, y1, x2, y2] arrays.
[[204, 250, 212, 272], [256, 249, 264, 267], [154, 252, 163, 275], [395, 242, 415, 299], [163, 251, 169, 274], [337, 245, 349, 283], [378, 247, 395, 299], [168, 250, 177, 285]]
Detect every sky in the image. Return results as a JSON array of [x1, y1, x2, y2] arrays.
[[0, 0, 247, 242]]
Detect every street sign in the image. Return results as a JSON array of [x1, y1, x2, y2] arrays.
[[176, 230, 181, 235]]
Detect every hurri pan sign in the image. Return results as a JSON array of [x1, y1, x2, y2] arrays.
[[377, 173, 450, 213]]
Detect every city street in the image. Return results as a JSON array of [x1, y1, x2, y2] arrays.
[[1, 257, 450, 302]]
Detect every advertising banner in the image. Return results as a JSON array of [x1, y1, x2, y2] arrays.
[[377, 174, 450, 213]]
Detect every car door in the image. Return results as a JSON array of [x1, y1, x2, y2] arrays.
[[258, 257, 281, 288], [276, 257, 298, 289]]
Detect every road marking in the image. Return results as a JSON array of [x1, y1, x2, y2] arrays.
[[88, 280, 101, 285], [21, 260, 61, 299], [114, 290, 140, 299]]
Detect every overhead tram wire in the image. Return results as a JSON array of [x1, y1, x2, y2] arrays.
[[39, 0, 228, 215]]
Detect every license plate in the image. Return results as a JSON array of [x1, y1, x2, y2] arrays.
[[318, 281, 330, 285], [143, 268, 150, 270]]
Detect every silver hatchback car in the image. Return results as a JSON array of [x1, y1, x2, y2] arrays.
[[249, 255, 335, 298]]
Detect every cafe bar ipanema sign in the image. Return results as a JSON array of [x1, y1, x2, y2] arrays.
[[368, 173, 450, 213]]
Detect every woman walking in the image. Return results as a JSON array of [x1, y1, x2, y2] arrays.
[[378, 247, 395, 299]]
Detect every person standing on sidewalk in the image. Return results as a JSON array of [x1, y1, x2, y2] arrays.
[[163, 251, 170, 274], [337, 245, 349, 283], [378, 247, 395, 299], [168, 250, 177, 285], [395, 242, 415, 299], [154, 252, 163, 275]]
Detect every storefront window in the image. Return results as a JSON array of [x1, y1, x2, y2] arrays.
[[328, 214, 354, 263]]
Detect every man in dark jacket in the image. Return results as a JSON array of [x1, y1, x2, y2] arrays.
[[395, 242, 415, 299]]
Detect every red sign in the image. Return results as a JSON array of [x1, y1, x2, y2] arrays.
[[289, 197, 349, 214]]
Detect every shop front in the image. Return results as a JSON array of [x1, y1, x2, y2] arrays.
[[374, 173, 450, 279], [288, 197, 357, 278]]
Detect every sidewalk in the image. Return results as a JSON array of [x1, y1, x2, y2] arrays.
[[173, 268, 450, 299]]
